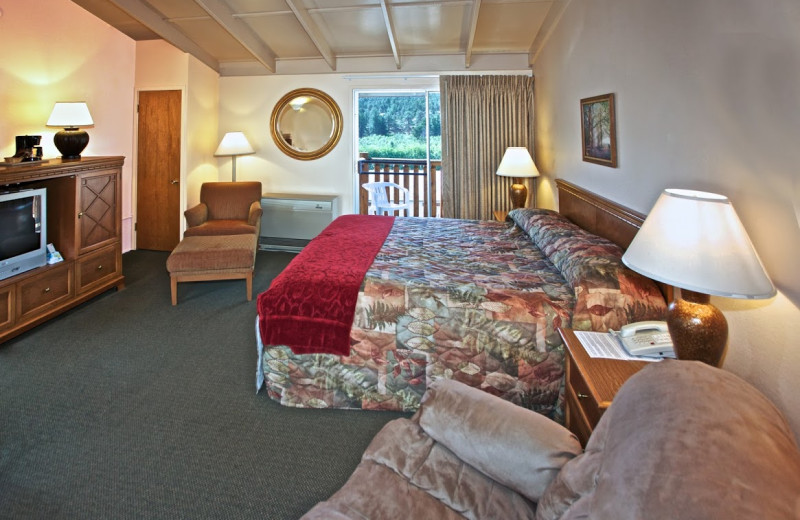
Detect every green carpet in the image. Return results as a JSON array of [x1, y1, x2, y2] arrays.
[[0, 250, 408, 519]]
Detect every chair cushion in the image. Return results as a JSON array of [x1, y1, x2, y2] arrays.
[[182, 220, 257, 237], [166, 235, 256, 273], [200, 181, 262, 220], [536, 360, 800, 520]]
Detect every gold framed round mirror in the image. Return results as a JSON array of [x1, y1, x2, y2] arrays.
[[270, 88, 343, 161]]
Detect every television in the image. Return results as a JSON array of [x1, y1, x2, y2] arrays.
[[0, 187, 47, 281]]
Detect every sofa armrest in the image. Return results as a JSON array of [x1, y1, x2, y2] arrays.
[[416, 379, 581, 503], [184, 203, 208, 228], [247, 200, 263, 226]]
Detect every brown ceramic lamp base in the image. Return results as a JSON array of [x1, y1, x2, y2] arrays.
[[53, 127, 90, 160], [667, 289, 728, 366], [510, 181, 528, 209]]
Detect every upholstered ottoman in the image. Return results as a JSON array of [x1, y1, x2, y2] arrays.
[[166, 234, 257, 305]]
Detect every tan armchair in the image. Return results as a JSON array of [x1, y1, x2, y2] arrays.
[[184, 182, 263, 237]]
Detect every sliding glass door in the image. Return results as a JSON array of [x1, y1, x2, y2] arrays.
[[355, 90, 441, 217]]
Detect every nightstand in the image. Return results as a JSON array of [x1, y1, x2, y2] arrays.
[[493, 210, 508, 222], [558, 328, 648, 446]]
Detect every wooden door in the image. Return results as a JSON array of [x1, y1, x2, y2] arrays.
[[136, 90, 181, 251]]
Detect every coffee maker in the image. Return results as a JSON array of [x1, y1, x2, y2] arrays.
[[12, 135, 43, 162]]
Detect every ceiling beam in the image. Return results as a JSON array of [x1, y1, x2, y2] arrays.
[[285, 0, 337, 71], [106, 0, 219, 72], [464, 0, 482, 68], [528, 0, 572, 66], [379, 0, 401, 69], [193, 0, 277, 73]]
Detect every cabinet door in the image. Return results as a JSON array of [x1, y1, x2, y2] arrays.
[[78, 170, 119, 255], [0, 285, 14, 331]]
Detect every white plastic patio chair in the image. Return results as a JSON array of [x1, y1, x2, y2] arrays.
[[362, 182, 412, 217]]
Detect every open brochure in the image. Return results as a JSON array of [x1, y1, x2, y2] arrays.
[[573, 331, 662, 362]]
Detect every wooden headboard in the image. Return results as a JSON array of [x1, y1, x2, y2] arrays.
[[555, 179, 673, 301], [556, 179, 645, 249]]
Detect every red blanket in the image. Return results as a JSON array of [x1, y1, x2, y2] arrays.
[[257, 214, 395, 355]]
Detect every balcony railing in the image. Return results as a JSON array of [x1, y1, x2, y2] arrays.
[[357, 158, 442, 217]]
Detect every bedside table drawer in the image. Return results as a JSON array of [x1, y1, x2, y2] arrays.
[[565, 385, 593, 446], [567, 359, 602, 427], [559, 327, 647, 446]]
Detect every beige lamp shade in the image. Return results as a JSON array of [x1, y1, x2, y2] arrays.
[[214, 132, 255, 156], [46, 102, 94, 127], [622, 189, 775, 299], [215, 132, 255, 182], [495, 147, 540, 178]]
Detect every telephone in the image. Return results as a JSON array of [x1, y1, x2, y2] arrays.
[[614, 321, 676, 359]]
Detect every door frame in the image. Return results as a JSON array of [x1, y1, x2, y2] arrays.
[[132, 86, 187, 250]]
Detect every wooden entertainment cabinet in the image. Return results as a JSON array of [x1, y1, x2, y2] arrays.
[[0, 156, 125, 344]]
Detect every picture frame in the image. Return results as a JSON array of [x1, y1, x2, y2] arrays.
[[580, 93, 617, 167]]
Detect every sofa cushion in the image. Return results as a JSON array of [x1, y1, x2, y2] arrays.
[[536, 360, 800, 520], [417, 379, 582, 503], [302, 417, 538, 520]]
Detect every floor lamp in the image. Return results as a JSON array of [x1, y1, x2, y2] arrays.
[[215, 132, 255, 181]]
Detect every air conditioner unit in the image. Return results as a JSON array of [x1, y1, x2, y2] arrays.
[[259, 193, 340, 252]]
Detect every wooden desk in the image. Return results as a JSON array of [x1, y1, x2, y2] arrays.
[[559, 328, 648, 446]]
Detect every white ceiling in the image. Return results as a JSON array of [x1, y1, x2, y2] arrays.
[[71, 0, 569, 76]]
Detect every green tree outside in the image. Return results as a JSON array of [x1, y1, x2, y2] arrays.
[[358, 92, 441, 160]]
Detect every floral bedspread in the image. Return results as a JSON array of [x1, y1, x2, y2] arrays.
[[258, 215, 576, 420]]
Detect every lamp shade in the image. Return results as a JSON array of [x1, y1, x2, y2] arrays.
[[496, 147, 540, 178], [622, 189, 775, 299], [46, 102, 94, 127], [214, 132, 255, 156]]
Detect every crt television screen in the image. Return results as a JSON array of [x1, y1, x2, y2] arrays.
[[0, 197, 42, 261]]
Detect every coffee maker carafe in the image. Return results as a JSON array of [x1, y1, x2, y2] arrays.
[[13, 135, 43, 162]]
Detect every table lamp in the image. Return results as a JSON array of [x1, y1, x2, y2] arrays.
[[496, 147, 540, 208], [46, 102, 94, 159], [622, 189, 775, 366], [215, 132, 255, 181]]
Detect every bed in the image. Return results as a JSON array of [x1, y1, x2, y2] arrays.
[[255, 180, 668, 421]]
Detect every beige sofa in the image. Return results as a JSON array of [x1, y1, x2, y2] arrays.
[[303, 360, 800, 519]]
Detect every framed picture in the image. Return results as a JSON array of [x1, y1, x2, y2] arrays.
[[580, 93, 617, 167]]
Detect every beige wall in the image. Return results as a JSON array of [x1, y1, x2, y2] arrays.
[[0, 0, 135, 251], [533, 0, 800, 438]]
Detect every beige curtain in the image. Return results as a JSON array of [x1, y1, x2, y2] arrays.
[[440, 75, 535, 220]]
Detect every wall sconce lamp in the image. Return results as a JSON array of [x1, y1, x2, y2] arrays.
[[495, 147, 540, 208], [622, 189, 776, 366], [214, 132, 255, 182], [46, 102, 94, 159]]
